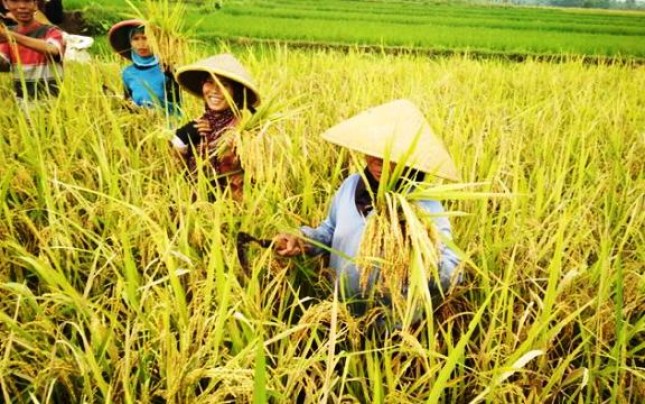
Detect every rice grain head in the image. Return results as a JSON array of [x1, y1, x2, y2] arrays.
[[357, 193, 441, 312]]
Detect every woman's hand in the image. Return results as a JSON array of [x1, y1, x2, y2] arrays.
[[194, 119, 211, 136], [273, 233, 306, 257]]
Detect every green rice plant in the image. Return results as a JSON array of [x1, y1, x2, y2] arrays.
[[68, 0, 645, 59]]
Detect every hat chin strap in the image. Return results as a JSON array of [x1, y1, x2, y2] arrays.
[[131, 51, 159, 68]]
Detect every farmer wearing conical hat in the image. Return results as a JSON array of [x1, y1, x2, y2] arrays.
[[274, 99, 461, 316], [170, 53, 260, 200], [108, 19, 180, 114]]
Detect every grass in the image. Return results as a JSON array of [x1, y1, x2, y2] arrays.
[[66, 0, 645, 59], [1, 38, 643, 401]]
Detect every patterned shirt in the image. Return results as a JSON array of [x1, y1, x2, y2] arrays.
[[0, 21, 65, 99]]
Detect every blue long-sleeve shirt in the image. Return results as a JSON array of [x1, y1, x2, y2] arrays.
[[300, 173, 460, 300], [122, 63, 180, 114]]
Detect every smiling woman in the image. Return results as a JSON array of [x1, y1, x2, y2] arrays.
[[171, 53, 260, 200], [202, 75, 234, 112]]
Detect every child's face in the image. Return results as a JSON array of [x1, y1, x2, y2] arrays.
[[202, 76, 234, 112], [3, 0, 37, 25], [130, 32, 152, 58]]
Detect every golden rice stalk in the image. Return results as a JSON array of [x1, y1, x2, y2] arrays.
[[357, 193, 441, 308], [218, 97, 290, 184], [233, 127, 275, 185], [126, 0, 194, 67], [185, 367, 254, 402], [293, 301, 362, 347]]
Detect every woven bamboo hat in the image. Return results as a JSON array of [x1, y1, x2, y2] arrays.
[[175, 54, 260, 107], [108, 19, 146, 60], [321, 99, 459, 181]]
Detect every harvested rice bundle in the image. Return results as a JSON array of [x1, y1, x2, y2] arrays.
[[220, 98, 287, 185], [130, 0, 193, 67], [357, 191, 443, 311], [143, 22, 190, 68]]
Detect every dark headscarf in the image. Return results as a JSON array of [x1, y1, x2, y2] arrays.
[[195, 108, 236, 171], [174, 108, 236, 174], [200, 108, 236, 146]]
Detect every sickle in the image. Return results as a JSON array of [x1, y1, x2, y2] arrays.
[[236, 232, 272, 272]]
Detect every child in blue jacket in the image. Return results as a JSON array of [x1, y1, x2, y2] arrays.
[[108, 19, 180, 114]]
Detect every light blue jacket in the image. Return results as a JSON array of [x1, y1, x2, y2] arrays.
[[301, 174, 460, 302]]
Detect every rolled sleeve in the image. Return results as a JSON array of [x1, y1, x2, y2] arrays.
[[45, 27, 65, 57], [170, 135, 187, 150], [438, 244, 460, 289], [300, 223, 333, 256], [299, 191, 340, 256]]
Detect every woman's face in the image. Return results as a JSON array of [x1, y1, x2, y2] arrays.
[[202, 75, 234, 112], [130, 31, 151, 57], [365, 155, 395, 182]]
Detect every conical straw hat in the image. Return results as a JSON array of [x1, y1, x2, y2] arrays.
[[321, 99, 459, 181], [108, 19, 146, 60], [175, 54, 260, 106]]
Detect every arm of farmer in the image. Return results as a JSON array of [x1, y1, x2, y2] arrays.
[[0, 25, 63, 57], [273, 233, 306, 257], [275, 190, 340, 257], [418, 200, 461, 293], [120, 69, 143, 112], [171, 120, 202, 155]]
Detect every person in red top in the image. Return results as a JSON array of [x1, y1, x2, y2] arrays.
[[0, 0, 65, 100]]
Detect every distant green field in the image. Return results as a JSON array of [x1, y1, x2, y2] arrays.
[[70, 0, 645, 58]]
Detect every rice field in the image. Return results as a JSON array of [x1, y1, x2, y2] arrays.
[[1, 0, 644, 402], [189, 0, 645, 58], [69, 0, 645, 59], [1, 42, 643, 401]]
